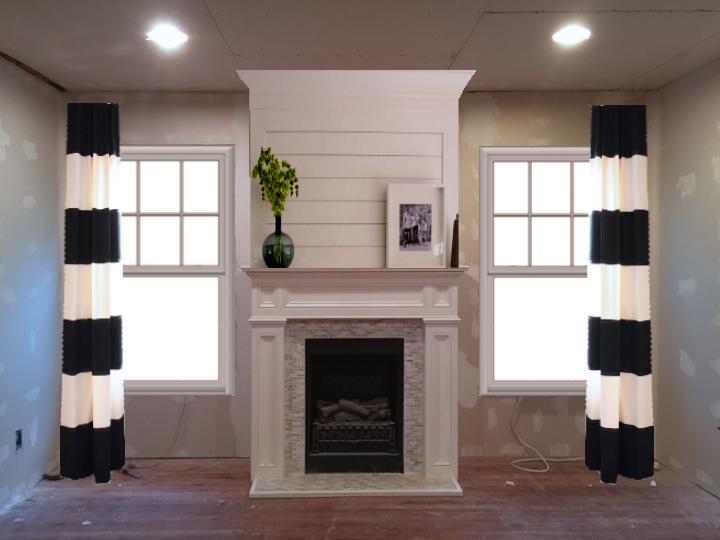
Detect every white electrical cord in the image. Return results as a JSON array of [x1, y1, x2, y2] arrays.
[[509, 396, 585, 473]]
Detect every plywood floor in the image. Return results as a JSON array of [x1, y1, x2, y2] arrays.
[[1, 458, 719, 539]]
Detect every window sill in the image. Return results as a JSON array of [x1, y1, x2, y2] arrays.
[[124, 379, 234, 396], [481, 380, 586, 397]]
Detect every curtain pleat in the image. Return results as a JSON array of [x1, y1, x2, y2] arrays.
[[585, 105, 653, 483], [61, 103, 124, 483]]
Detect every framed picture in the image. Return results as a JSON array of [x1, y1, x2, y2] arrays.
[[386, 184, 445, 268]]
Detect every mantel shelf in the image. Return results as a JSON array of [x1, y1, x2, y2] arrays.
[[242, 266, 468, 279]]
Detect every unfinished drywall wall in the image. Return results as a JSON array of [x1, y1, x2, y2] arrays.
[[0, 57, 64, 510], [69, 91, 252, 458], [655, 58, 720, 498], [457, 90, 650, 458]]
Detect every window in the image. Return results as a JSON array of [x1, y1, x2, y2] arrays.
[[479, 147, 589, 396], [120, 146, 234, 395]]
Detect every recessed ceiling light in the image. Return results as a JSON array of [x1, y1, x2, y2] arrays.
[[147, 24, 188, 49], [552, 25, 591, 45]]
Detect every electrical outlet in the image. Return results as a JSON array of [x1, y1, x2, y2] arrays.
[[15, 429, 22, 452]]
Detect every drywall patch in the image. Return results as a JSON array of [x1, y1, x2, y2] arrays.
[[29, 331, 36, 355], [575, 409, 586, 434], [0, 286, 17, 304], [0, 115, 10, 162], [712, 310, 720, 328], [551, 396, 570, 417], [22, 195, 37, 210], [0, 266, 5, 278], [0, 486, 9, 504], [679, 349, 696, 377], [527, 137, 552, 146], [28, 287, 39, 299], [467, 263, 480, 283], [459, 221, 466, 234], [710, 401, 720, 420], [29, 470, 42, 487], [487, 406, 498, 430], [0, 362, 3, 375], [697, 469, 714, 487], [125, 444, 139, 457], [668, 456, 684, 469], [550, 443, 571, 457], [470, 218, 479, 241], [709, 357, 720, 377], [21, 140, 37, 160], [499, 443, 524, 456], [471, 187, 479, 203], [532, 409, 544, 433], [500, 397, 516, 406], [676, 173, 696, 198], [471, 312, 479, 340], [458, 350, 479, 409], [470, 162, 480, 181], [712, 157, 720, 187], [459, 251, 466, 265], [39, 271, 51, 288], [27, 242, 37, 255], [30, 418, 38, 447], [0, 402, 7, 417], [470, 287, 479, 307], [460, 444, 483, 457], [678, 278, 696, 299], [460, 92, 499, 148], [11, 482, 26, 501], [25, 386, 40, 402], [0, 444, 9, 466]]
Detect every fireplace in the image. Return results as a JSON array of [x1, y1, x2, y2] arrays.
[[305, 338, 404, 473]]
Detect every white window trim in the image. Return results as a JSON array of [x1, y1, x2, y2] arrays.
[[479, 146, 590, 397], [121, 145, 235, 396]]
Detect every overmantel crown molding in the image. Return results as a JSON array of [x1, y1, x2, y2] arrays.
[[237, 70, 475, 101], [242, 266, 467, 321]]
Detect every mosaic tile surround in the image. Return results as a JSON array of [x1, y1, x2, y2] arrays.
[[284, 319, 425, 475]]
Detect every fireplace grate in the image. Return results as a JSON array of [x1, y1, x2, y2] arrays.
[[311, 420, 397, 454]]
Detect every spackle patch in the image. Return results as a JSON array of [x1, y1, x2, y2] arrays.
[[470, 218, 479, 241], [28, 287, 39, 299], [709, 357, 720, 377], [471, 312, 479, 340], [697, 469, 714, 486], [676, 173, 696, 198], [575, 409, 586, 434], [499, 443, 524, 456], [39, 271, 51, 288], [679, 349, 695, 377], [458, 350, 479, 409], [25, 386, 39, 402], [22, 196, 36, 210], [550, 443, 571, 457], [0, 266, 5, 278], [551, 396, 569, 417], [461, 444, 483, 457], [710, 401, 720, 420], [0, 402, 7, 417], [0, 286, 17, 304], [29, 331, 35, 355], [678, 278, 696, 299], [712, 311, 720, 328], [712, 157, 720, 187], [487, 406, 498, 430], [668, 457, 683, 470], [533, 409, 543, 433], [0, 363, 4, 375], [0, 116, 10, 151], [21, 140, 37, 160], [0, 445, 9, 464], [467, 263, 479, 283], [30, 418, 38, 447], [27, 242, 37, 255]]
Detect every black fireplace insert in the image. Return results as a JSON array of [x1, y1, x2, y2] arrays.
[[305, 338, 404, 473]]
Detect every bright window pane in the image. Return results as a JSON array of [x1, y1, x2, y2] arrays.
[[532, 217, 570, 266], [184, 162, 219, 213], [494, 162, 528, 213], [494, 217, 528, 266], [494, 278, 588, 381], [121, 161, 137, 213], [122, 277, 219, 381], [532, 162, 570, 213], [574, 162, 590, 213], [184, 217, 218, 266], [574, 217, 589, 266], [140, 161, 179, 213], [140, 217, 179, 265], [122, 216, 137, 266]]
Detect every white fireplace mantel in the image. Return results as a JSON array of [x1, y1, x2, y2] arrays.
[[243, 267, 466, 497]]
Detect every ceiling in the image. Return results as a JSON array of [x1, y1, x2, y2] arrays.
[[1, 0, 719, 93]]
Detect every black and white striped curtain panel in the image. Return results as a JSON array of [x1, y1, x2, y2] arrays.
[[585, 105, 653, 483], [61, 103, 124, 483]]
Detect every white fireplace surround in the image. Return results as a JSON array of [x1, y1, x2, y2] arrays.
[[244, 267, 465, 497]]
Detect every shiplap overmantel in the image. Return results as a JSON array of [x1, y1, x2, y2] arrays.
[[243, 266, 467, 497], [237, 70, 474, 269]]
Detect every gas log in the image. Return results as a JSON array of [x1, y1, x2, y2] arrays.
[[317, 397, 391, 422]]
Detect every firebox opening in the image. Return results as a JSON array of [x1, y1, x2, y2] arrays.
[[305, 338, 404, 474]]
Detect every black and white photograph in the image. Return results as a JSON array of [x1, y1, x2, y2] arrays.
[[399, 204, 432, 251]]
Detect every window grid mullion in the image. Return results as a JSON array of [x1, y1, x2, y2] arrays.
[[570, 160, 575, 266], [179, 160, 185, 266], [136, 160, 141, 265], [528, 161, 532, 266]]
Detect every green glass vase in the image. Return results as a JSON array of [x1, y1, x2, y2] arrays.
[[262, 216, 294, 268]]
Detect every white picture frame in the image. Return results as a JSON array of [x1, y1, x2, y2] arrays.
[[386, 184, 445, 268]]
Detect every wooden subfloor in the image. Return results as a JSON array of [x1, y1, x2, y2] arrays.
[[1, 458, 719, 539]]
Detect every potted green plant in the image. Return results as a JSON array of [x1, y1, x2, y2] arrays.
[[252, 147, 299, 268]]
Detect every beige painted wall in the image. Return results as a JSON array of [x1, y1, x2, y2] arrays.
[[655, 57, 720, 498], [456, 90, 648, 458], [69, 92, 252, 458]]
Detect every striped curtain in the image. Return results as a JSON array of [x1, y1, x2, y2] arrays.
[[585, 105, 653, 483], [61, 103, 125, 483]]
